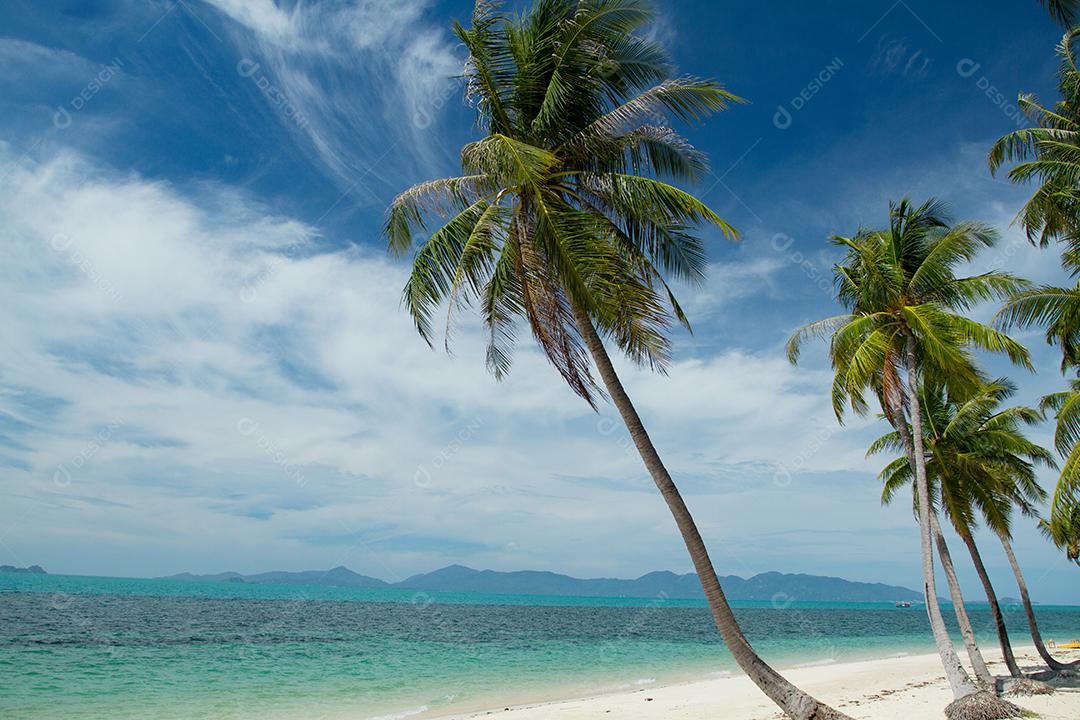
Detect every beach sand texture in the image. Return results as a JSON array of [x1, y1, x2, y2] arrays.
[[437, 646, 1080, 720]]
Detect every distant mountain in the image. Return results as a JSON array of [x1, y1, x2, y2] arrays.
[[161, 563, 921, 602], [0, 564, 46, 574], [396, 565, 703, 598], [160, 566, 387, 588], [396, 566, 922, 602]]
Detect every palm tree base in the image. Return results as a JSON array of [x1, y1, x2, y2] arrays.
[[944, 692, 1026, 720], [1000, 676, 1055, 696]]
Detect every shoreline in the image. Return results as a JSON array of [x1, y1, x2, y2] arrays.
[[427, 645, 1080, 720]]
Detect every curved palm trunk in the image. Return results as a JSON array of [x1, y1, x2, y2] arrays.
[[902, 336, 980, 699], [572, 304, 851, 720], [931, 513, 995, 687], [999, 533, 1079, 671], [959, 529, 1021, 677]]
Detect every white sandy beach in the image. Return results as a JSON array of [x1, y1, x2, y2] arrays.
[[436, 646, 1080, 720]]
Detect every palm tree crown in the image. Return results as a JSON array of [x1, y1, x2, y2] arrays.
[[870, 379, 1053, 539], [788, 198, 1031, 425], [989, 28, 1080, 264], [385, 0, 739, 406]]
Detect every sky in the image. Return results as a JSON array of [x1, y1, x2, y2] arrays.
[[1, 0, 1078, 604]]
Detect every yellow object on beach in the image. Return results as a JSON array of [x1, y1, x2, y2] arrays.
[[1057, 642, 1080, 649]]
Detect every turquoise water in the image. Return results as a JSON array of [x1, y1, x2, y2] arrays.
[[2, 573, 1078, 719]]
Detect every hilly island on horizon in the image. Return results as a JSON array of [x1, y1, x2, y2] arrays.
[[153, 564, 925, 602]]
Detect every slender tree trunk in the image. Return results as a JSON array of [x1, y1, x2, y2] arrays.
[[999, 533, 1078, 671], [571, 303, 852, 720], [902, 335, 980, 699], [959, 529, 1021, 677], [931, 513, 995, 687]]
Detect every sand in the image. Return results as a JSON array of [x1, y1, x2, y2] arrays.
[[435, 646, 1080, 720]]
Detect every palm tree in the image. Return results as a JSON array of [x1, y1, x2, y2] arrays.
[[1039, 0, 1079, 25], [788, 199, 1032, 719], [868, 395, 997, 686], [869, 380, 1060, 679], [999, 519, 1080, 672], [385, 2, 849, 718], [989, 28, 1080, 264], [993, 24, 1080, 584]]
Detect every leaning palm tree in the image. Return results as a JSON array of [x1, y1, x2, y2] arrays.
[[998, 513, 1080, 673], [869, 388, 1000, 687], [870, 380, 1061, 681], [989, 27, 1080, 264], [386, 2, 849, 718], [993, 25, 1080, 585], [788, 199, 1032, 719]]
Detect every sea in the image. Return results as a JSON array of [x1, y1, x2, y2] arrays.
[[1, 572, 1078, 719]]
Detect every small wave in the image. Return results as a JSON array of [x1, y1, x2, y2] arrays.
[[634, 678, 656, 686], [366, 705, 428, 720], [792, 658, 837, 668]]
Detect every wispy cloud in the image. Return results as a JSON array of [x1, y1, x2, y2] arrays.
[[202, 0, 462, 204]]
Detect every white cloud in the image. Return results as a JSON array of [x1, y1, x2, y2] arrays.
[[675, 255, 788, 318], [202, 0, 296, 43], [0, 38, 90, 69], [0, 147, 916, 587]]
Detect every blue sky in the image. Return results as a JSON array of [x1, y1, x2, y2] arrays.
[[1, 0, 1078, 603]]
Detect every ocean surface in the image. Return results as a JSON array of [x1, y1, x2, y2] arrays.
[[2, 573, 1078, 720]]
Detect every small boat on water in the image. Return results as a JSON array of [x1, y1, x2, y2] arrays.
[[895, 601, 913, 608]]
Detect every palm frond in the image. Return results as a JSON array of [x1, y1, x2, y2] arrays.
[[387, 0, 738, 405]]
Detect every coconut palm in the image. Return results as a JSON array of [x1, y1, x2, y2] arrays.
[[868, 389, 1000, 686], [993, 25, 1080, 583], [989, 28, 1080, 264], [999, 519, 1080, 672], [869, 380, 1062, 679], [788, 198, 1032, 719], [385, 2, 849, 718]]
